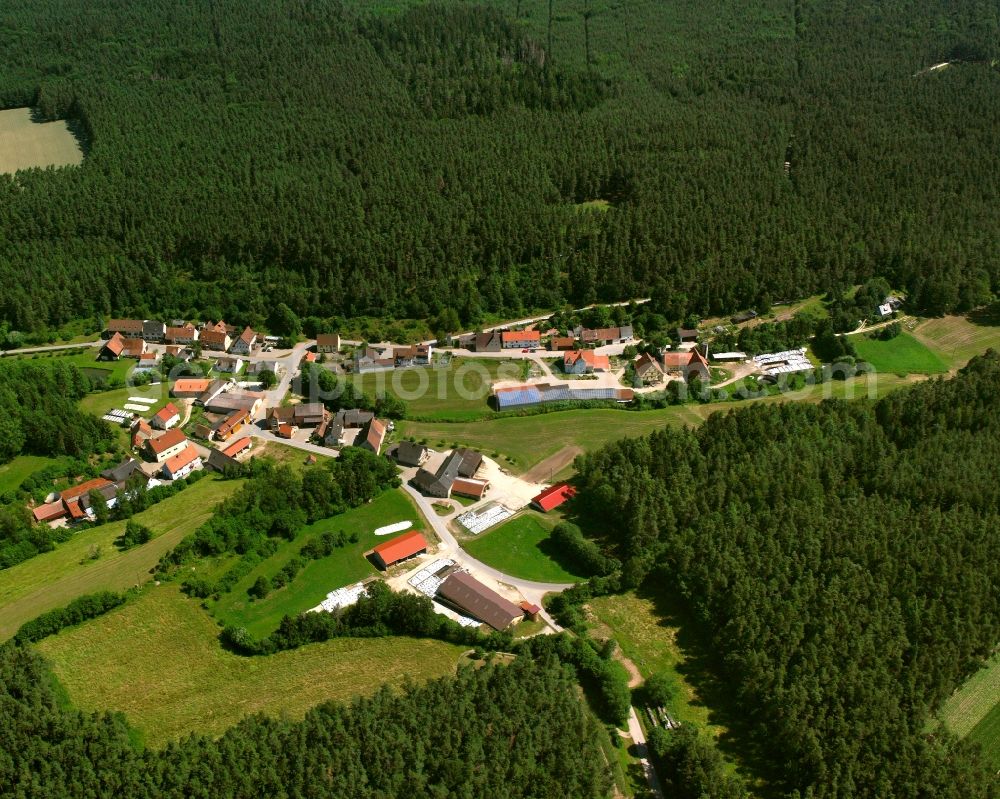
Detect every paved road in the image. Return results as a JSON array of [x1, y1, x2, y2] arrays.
[[627, 706, 665, 799], [399, 481, 570, 630]]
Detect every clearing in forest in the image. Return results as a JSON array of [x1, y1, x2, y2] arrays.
[[0, 108, 84, 174], [38, 585, 465, 747], [911, 310, 1000, 371], [851, 331, 948, 375], [940, 652, 1000, 769]]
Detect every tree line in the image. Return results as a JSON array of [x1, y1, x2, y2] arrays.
[[0, 1, 996, 335], [0, 642, 611, 798], [569, 351, 1000, 797]]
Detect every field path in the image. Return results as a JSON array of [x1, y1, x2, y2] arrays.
[[523, 445, 583, 483]]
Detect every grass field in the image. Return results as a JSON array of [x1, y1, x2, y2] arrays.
[[400, 408, 697, 473], [911, 309, 1000, 371], [588, 589, 725, 736], [0, 454, 60, 494], [462, 512, 585, 583], [0, 476, 242, 640], [852, 331, 948, 375], [940, 653, 1000, 737], [397, 372, 904, 474], [939, 651, 1000, 770], [79, 383, 171, 420], [968, 703, 1000, 770], [349, 358, 527, 421], [208, 489, 426, 636], [0, 108, 84, 174], [37, 585, 466, 747]]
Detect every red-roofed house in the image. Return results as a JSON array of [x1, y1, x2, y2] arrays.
[[358, 419, 386, 456], [151, 402, 181, 430], [34, 476, 118, 524], [451, 477, 490, 500], [162, 444, 202, 481], [563, 349, 610, 374], [121, 337, 147, 358], [221, 437, 252, 459], [199, 321, 231, 351], [165, 324, 198, 345], [214, 409, 248, 441], [100, 332, 126, 361], [371, 530, 428, 569], [531, 482, 577, 512], [106, 319, 144, 339], [549, 336, 576, 351], [662, 348, 710, 381], [171, 378, 212, 398], [230, 326, 257, 355], [501, 330, 541, 349], [145, 428, 188, 463]]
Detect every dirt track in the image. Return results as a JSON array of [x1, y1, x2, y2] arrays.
[[523, 445, 583, 483]]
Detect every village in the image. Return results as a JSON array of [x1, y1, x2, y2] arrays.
[[23, 294, 905, 637]]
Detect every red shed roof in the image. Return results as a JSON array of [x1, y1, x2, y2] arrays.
[[531, 482, 577, 512], [372, 530, 427, 567]]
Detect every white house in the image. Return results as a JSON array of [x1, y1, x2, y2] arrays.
[[151, 402, 181, 430], [216, 357, 245, 374], [161, 444, 203, 481], [230, 326, 257, 355]]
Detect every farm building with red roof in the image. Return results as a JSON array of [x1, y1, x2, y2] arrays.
[[371, 530, 428, 570], [531, 482, 577, 512]]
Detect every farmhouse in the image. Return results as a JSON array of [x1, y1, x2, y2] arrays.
[[199, 321, 231, 351], [321, 408, 374, 446], [134, 352, 160, 371], [358, 418, 387, 455], [99, 333, 126, 361], [437, 571, 522, 631], [196, 379, 229, 407], [451, 477, 490, 501], [355, 346, 395, 373], [563, 349, 610, 374], [164, 324, 198, 345], [143, 320, 166, 342], [454, 448, 483, 478], [662, 348, 710, 381], [579, 326, 633, 345], [121, 337, 147, 359], [394, 441, 428, 467], [634, 352, 664, 384], [549, 336, 576, 351], [215, 356, 244, 374], [531, 482, 577, 512], [204, 391, 264, 417], [473, 331, 502, 352], [412, 450, 464, 498], [316, 333, 340, 353], [151, 402, 181, 430], [171, 378, 212, 398], [131, 418, 153, 448], [276, 423, 297, 439], [101, 457, 144, 485], [105, 319, 144, 339], [371, 530, 428, 570], [31, 476, 119, 524], [230, 326, 256, 355], [145, 428, 189, 463], [213, 409, 249, 441], [161, 444, 203, 481], [247, 360, 278, 376], [501, 330, 540, 349]]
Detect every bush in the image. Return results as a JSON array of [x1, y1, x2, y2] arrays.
[[248, 575, 271, 599], [14, 591, 127, 643]]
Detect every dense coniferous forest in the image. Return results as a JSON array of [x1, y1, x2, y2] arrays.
[[0, 643, 610, 798], [571, 352, 1000, 798], [0, 0, 997, 332]]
